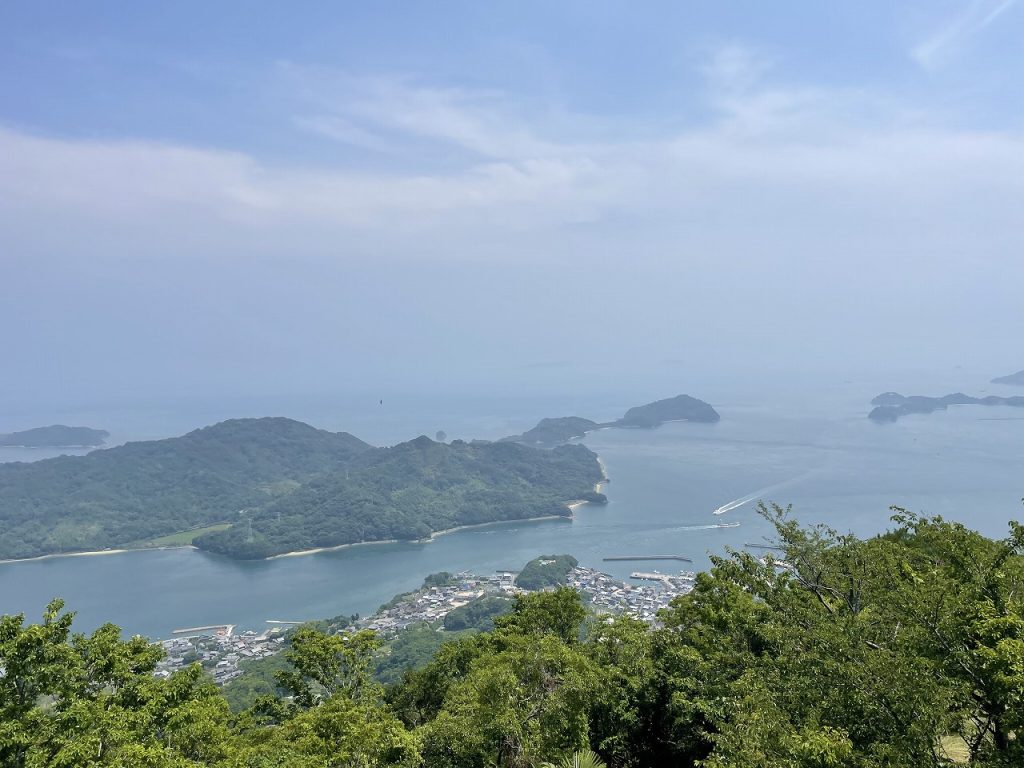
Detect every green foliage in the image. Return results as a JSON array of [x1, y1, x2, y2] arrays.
[[515, 554, 579, 591], [376, 624, 449, 686], [8, 508, 1024, 767], [542, 748, 607, 768], [443, 595, 513, 632], [197, 438, 603, 559], [422, 571, 455, 588], [0, 418, 369, 559]]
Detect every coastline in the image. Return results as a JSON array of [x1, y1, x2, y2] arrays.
[[0, 546, 187, 565], [269, 512, 576, 559], [420, 514, 571, 542], [2, 454, 611, 565], [266, 538, 402, 560]]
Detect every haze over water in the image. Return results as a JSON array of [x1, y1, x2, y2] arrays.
[[2, 369, 1020, 638]]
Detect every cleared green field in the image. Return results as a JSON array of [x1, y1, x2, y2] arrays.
[[133, 524, 232, 548]]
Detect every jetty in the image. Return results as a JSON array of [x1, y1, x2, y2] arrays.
[[603, 555, 693, 563], [744, 543, 785, 551], [172, 623, 234, 637]]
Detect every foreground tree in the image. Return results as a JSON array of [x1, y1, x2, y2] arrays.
[[3, 505, 1023, 768]]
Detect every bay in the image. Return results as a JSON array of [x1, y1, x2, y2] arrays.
[[1, 376, 1022, 638]]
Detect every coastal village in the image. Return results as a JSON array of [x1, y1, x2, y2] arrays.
[[154, 562, 696, 684]]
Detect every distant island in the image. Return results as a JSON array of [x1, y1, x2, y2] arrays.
[[0, 417, 604, 561], [868, 392, 1024, 422], [503, 394, 719, 447], [0, 425, 109, 448], [613, 394, 720, 428], [992, 369, 1024, 386]]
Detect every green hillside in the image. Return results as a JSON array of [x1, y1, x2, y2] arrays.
[[6, 508, 1024, 766], [194, 437, 603, 558], [0, 418, 370, 559]]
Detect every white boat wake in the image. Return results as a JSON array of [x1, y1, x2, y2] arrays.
[[712, 471, 820, 516], [676, 522, 741, 531]]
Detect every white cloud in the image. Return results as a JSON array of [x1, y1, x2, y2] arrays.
[[2, 51, 1023, 268]]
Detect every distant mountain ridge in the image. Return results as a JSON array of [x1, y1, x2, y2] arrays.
[[0, 425, 109, 448], [992, 370, 1024, 386], [868, 392, 1024, 422], [503, 394, 720, 447]]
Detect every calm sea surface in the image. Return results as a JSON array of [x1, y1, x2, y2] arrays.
[[2, 375, 1022, 638]]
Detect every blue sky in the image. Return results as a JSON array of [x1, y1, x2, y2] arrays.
[[2, 2, 1023, 408]]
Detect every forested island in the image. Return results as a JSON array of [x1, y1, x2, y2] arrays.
[[194, 437, 604, 559], [6, 509, 1024, 766], [868, 391, 1024, 422], [503, 393, 719, 447], [0, 424, 109, 447], [501, 417, 600, 448], [992, 369, 1024, 386], [0, 417, 603, 561], [612, 394, 720, 427]]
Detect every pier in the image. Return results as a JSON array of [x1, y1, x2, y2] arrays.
[[743, 543, 785, 551], [603, 555, 693, 563], [172, 623, 235, 637]]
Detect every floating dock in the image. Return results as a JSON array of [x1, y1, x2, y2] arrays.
[[603, 555, 693, 563]]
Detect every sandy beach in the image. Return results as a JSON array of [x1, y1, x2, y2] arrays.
[[0, 547, 139, 565]]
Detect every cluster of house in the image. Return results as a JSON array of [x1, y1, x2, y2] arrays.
[[358, 570, 520, 637], [154, 629, 285, 685], [567, 566, 695, 623], [152, 564, 696, 687]]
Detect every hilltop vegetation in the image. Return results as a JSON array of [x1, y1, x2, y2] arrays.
[[6, 508, 1024, 766], [195, 438, 603, 559], [0, 418, 370, 560], [515, 554, 579, 590]]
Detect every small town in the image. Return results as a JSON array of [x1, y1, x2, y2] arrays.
[[568, 566, 695, 623], [152, 562, 696, 685], [154, 629, 286, 685], [358, 570, 519, 636]]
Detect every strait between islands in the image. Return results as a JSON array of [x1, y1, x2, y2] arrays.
[[0, 394, 719, 562]]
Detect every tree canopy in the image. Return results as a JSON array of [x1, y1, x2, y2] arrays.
[[5, 505, 1024, 766]]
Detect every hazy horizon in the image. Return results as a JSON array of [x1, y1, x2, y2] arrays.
[[3, 2, 1022, 411]]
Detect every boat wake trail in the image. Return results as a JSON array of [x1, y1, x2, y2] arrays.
[[676, 522, 742, 531], [712, 471, 819, 516]]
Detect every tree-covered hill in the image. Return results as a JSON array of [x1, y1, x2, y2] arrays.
[[6, 508, 1024, 767], [194, 437, 604, 559], [502, 394, 720, 448], [614, 394, 720, 427], [515, 554, 579, 590], [0, 418, 370, 559]]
